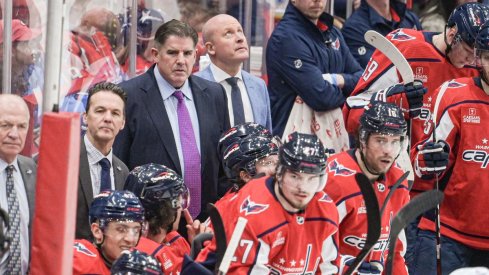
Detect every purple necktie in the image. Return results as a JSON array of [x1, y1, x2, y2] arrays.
[[174, 91, 201, 218]]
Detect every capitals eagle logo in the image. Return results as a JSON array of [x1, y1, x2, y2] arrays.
[[240, 196, 269, 216], [329, 159, 355, 176]]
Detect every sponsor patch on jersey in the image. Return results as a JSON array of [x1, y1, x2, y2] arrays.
[[358, 46, 366, 56], [388, 29, 415, 42], [414, 66, 428, 83], [328, 159, 355, 176], [294, 59, 303, 69], [272, 231, 285, 248], [463, 107, 480, 124], [240, 196, 269, 216], [74, 242, 96, 257]]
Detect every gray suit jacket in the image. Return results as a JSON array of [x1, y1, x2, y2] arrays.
[[196, 65, 272, 132], [17, 155, 37, 238], [75, 141, 129, 239]]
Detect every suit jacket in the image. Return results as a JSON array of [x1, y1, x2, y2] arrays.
[[113, 65, 230, 220], [196, 65, 272, 131], [75, 141, 129, 239], [17, 155, 37, 241]]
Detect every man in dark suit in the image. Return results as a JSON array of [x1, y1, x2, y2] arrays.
[[113, 19, 230, 222], [0, 94, 37, 274], [76, 82, 129, 240], [197, 14, 272, 131]]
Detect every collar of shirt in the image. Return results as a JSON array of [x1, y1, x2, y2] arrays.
[[154, 66, 193, 101], [365, 0, 406, 27], [84, 135, 113, 166], [0, 157, 20, 174], [209, 62, 243, 83]]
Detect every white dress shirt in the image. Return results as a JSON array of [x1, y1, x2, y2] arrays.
[[210, 63, 254, 126], [84, 135, 115, 196], [0, 158, 29, 275]]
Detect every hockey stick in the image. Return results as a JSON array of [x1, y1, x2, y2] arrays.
[[218, 217, 248, 275], [430, 80, 450, 275], [385, 190, 444, 275], [344, 173, 381, 275], [379, 171, 410, 215], [364, 30, 416, 180], [207, 203, 227, 273], [364, 30, 414, 83]]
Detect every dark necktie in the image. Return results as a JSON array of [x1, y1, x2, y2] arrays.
[[225, 77, 246, 125], [6, 165, 21, 274], [99, 158, 112, 192], [173, 91, 202, 218]]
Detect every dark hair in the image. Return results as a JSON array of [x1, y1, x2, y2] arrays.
[[153, 19, 198, 48], [146, 200, 178, 236], [85, 82, 127, 113]]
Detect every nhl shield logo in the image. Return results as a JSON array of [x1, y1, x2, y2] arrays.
[[358, 46, 366, 56], [377, 183, 386, 192], [297, 216, 304, 224], [294, 59, 303, 69]]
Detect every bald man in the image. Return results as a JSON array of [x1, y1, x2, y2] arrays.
[[196, 14, 272, 131], [0, 94, 37, 274]]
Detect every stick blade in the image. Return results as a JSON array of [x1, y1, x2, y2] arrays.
[[385, 190, 444, 275], [364, 30, 414, 83], [345, 173, 381, 275]]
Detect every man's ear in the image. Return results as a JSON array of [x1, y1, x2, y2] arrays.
[[82, 112, 88, 125], [239, 170, 252, 183], [151, 47, 159, 62], [446, 26, 458, 44], [205, 42, 216, 56], [91, 223, 103, 244]]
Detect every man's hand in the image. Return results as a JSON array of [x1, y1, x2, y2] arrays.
[[415, 140, 450, 179], [184, 209, 212, 244]]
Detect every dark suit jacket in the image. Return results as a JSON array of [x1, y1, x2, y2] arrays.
[[17, 155, 37, 241], [113, 65, 230, 220], [75, 141, 129, 239]]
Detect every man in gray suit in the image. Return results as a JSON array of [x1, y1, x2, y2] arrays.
[[76, 82, 129, 240], [0, 94, 36, 274], [197, 14, 272, 131]]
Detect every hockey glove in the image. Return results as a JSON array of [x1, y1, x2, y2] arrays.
[[345, 256, 383, 275], [370, 80, 427, 118], [415, 140, 449, 179]]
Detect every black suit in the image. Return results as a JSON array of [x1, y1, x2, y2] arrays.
[[113, 65, 230, 220], [75, 141, 129, 239]]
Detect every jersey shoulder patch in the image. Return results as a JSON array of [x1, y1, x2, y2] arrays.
[[329, 159, 355, 176], [74, 242, 96, 257], [240, 195, 269, 216], [388, 29, 416, 42]]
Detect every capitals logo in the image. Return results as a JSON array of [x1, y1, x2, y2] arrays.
[[318, 193, 333, 203], [388, 29, 415, 42], [328, 159, 355, 176], [447, 80, 466, 88], [240, 196, 269, 216], [330, 37, 340, 50], [74, 242, 96, 257]]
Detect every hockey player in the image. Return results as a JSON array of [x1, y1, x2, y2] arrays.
[[217, 122, 274, 160], [196, 132, 342, 274], [111, 250, 162, 275], [344, 2, 486, 164], [410, 20, 489, 274], [124, 163, 197, 274], [325, 101, 410, 274], [73, 190, 145, 275]]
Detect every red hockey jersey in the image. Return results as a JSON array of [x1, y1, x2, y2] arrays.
[[324, 150, 410, 275], [197, 177, 341, 274], [137, 237, 184, 274], [344, 29, 478, 148], [414, 77, 489, 249], [72, 239, 110, 275]]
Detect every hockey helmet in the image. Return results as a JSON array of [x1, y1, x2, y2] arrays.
[[111, 250, 162, 275], [279, 132, 327, 175], [218, 123, 272, 158], [447, 2, 486, 47], [124, 163, 189, 214], [223, 134, 279, 179], [359, 101, 407, 142], [89, 190, 145, 227]]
